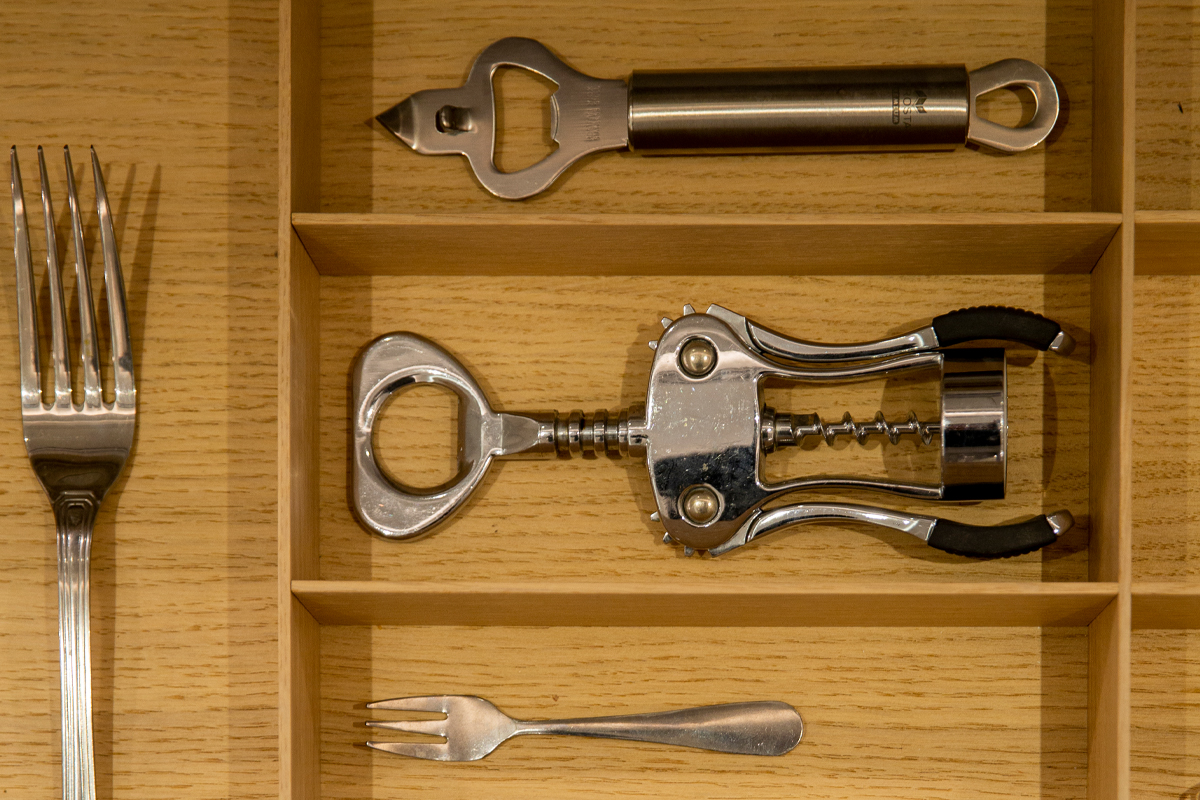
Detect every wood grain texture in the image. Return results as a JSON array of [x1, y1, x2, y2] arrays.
[[281, 235, 322, 800], [1133, 583, 1200, 627], [1094, 0, 1136, 212], [280, 2, 323, 800], [319, 0, 1093, 214], [317, 275, 1091, 584], [1131, 630, 1200, 799], [294, 580, 1118, 627], [1132, 276, 1200, 579], [1091, 2, 1134, 796], [1136, 210, 1200, 272], [292, 212, 1120, 276], [1135, 0, 1200, 210], [1091, 593, 1132, 800], [1091, 229, 1132, 585], [0, 1, 280, 798], [321, 625, 1088, 800]]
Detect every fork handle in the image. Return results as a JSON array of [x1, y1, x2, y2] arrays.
[[513, 701, 803, 756], [55, 496, 98, 800]]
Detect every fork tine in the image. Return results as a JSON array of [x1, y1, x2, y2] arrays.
[[63, 146, 102, 408], [90, 147, 134, 407], [37, 147, 72, 407], [365, 718, 448, 736], [365, 741, 453, 761], [367, 696, 452, 713], [11, 147, 43, 409]]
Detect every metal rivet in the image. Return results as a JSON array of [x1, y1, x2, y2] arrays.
[[679, 338, 716, 378], [681, 486, 720, 525]]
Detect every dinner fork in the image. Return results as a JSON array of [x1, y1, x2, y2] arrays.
[[365, 695, 804, 761], [11, 145, 136, 800]]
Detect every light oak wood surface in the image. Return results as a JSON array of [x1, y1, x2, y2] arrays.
[[1133, 276, 1200, 578], [279, 0, 323, 798], [1136, 210, 1200, 272], [1136, 0, 1200, 210], [1131, 630, 1200, 799], [294, 580, 1118, 627], [292, 212, 1120, 276], [1133, 584, 1200, 627], [0, 1, 279, 798]]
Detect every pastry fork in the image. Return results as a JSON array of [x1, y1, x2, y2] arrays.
[[11, 145, 136, 800], [365, 695, 804, 760]]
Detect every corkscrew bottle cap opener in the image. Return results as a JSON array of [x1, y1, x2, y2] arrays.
[[352, 305, 1076, 558], [375, 37, 1061, 199]]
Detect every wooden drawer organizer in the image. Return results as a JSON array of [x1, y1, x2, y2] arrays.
[[276, 1, 1196, 797]]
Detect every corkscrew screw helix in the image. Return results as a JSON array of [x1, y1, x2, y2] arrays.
[[352, 304, 1076, 558], [761, 410, 940, 449]]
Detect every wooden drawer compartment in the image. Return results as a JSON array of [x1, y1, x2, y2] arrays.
[[321, 625, 1088, 800], [316, 274, 1093, 584], [281, 0, 1135, 798], [291, 0, 1125, 277], [315, 1, 1096, 216]]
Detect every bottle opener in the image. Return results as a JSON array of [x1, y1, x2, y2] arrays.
[[375, 37, 1061, 199], [352, 304, 1076, 558]]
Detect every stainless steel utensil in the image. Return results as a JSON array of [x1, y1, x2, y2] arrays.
[[11, 146, 136, 800], [352, 303, 1075, 558], [365, 695, 804, 760], [376, 37, 1061, 199]]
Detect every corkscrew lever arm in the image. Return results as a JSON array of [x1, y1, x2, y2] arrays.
[[705, 304, 1075, 363], [708, 505, 1075, 558]]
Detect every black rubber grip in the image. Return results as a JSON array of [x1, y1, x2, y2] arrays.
[[926, 515, 1059, 559], [931, 306, 1062, 350]]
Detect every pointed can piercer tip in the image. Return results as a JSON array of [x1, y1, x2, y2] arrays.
[[376, 98, 416, 149]]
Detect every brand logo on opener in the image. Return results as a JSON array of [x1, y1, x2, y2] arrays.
[[894, 87, 926, 127]]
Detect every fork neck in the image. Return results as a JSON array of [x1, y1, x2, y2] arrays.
[[510, 714, 663, 738], [51, 493, 101, 538]]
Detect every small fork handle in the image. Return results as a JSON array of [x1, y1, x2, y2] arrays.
[[513, 701, 803, 756], [55, 496, 99, 800]]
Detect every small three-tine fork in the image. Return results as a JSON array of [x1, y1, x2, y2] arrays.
[[11, 146, 136, 800], [365, 695, 804, 761]]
